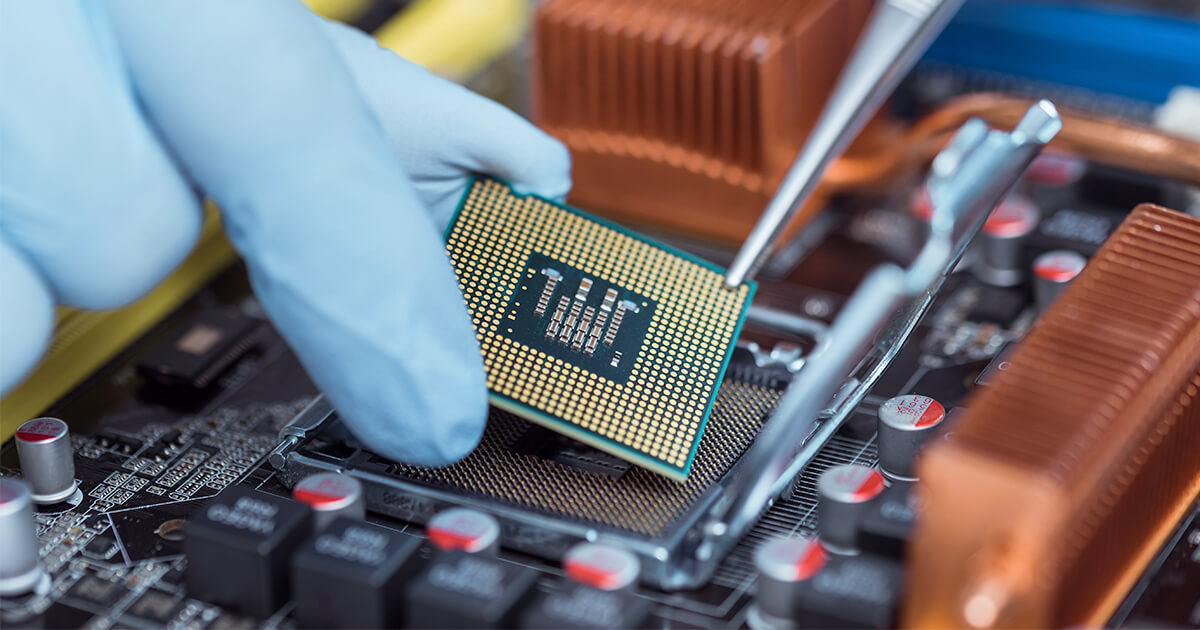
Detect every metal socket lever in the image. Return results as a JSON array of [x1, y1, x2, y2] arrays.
[[710, 102, 1062, 536], [725, 0, 965, 289]]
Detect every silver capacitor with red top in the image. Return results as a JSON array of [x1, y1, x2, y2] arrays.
[[292, 472, 365, 531], [425, 507, 501, 555], [0, 479, 47, 596], [876, 394, 947, 481], [562, 542, 640, 593], [816, 464, 885, 553], [15, 417, 78, 504], [1032, 249, 1086, 310], [753, 535, 829, 626], [974, 195, 1040, 287]]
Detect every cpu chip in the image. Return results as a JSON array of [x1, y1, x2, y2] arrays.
[[444, 178, 755, 480]]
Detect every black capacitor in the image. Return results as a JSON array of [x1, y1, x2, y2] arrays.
[[857, 482, 920, 559], [291, 517, 422, 628], [184, 486, 312, 617], [404, 551, 538, 629]]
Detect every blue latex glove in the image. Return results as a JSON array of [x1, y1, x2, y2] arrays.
[[0, 1, 570, 466]]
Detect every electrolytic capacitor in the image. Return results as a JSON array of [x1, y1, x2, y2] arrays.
[[0, 479, 47, 596], [753, 535, 828, 624], [1023, 150, 1085, 210], [816, 464, 886, 553], [562, 542, 640, 593], [877, 394, 947, 481], [15, 417, 78, 504], [1032, 250, 1087, 310], [292, 472, 365, 531], [426, 507, 500, 555], [975, 195, 1040, 287], [1025, 150, 1086, 188]]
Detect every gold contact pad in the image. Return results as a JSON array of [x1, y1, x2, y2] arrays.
[[446, 179, 753, 476]]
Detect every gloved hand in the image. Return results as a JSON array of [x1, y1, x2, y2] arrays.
[[0, 1, 570, 466]]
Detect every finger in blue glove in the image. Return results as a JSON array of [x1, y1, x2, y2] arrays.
[[0, 0, 571, 466]]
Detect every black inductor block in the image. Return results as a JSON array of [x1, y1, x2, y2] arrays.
[[793, 554, 904, 629], [184, 487, 312, 617], [857, 482, 919, 559], [405, 551, 539, 629], [291, 518, 422, 629], [520, 584, 652, 629]]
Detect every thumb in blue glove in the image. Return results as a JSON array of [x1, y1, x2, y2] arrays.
[[0, 1, 570, 466]]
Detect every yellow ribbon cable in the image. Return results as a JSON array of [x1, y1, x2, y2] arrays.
[[373, 0, 528, 81]]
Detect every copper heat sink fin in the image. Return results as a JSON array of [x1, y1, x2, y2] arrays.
[[532, 0, 871, 243], [906, 204, 1200, 628]]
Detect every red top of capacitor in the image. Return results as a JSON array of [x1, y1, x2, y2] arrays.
[[910, 188, 934, 221], [819, 464, 886, 503], [1025, 150, 1085, 187], [910, 190, 1039, 239], [292, 473, 361, 510], [982, 195, 1039, 238], [426, 507, 500, 553], [1034, 250, 1087, 283], [562, 543, 640, 591], [880, 394, 946, 430], [16, 418, 68, 443], [755, 536, 828, 583]]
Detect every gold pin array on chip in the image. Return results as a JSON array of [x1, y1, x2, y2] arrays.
[[444, 177, 755, 480]]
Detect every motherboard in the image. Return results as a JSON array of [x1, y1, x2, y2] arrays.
[[1, 148, 1197, 628], [2, 1, 1200, 628]]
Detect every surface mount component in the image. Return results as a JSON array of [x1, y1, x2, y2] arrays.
[[532, 0, 873, 242], [136, 309, 260, 391], [291, 518, 421, 629], [444, 177, 755, 480], [184, 487, 314, 617], [907, 204, 1200, 628]]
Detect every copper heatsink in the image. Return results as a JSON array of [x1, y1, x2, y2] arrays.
[[532, 0, 872, 243], [906, 204, 1200, 629]]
